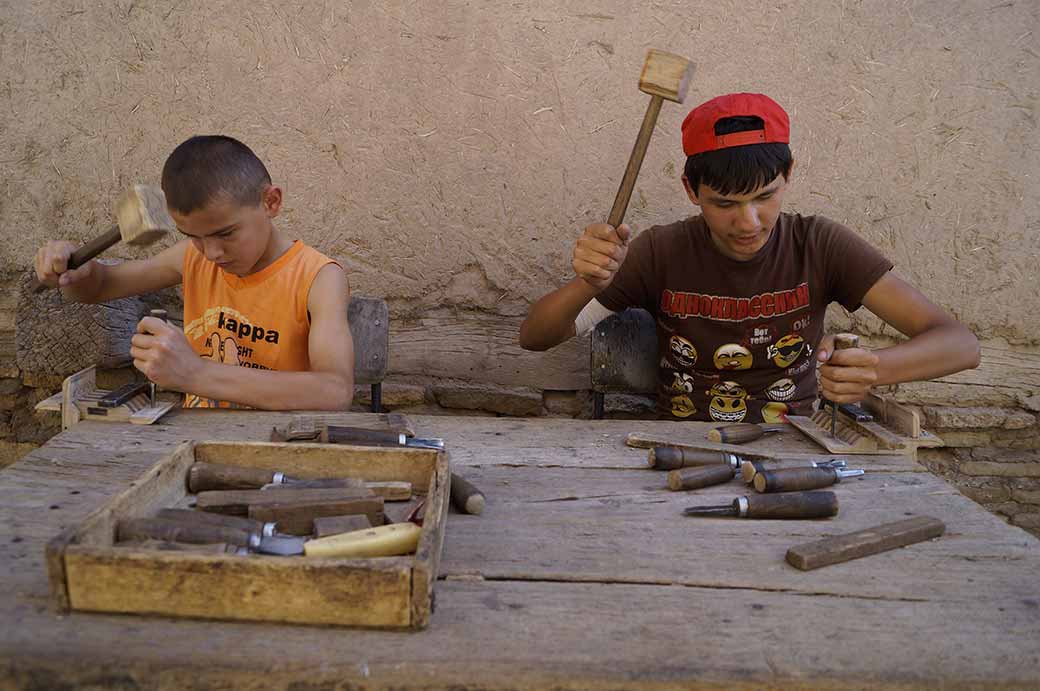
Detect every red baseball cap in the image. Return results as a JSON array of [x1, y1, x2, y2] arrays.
[[681, 93, 790, 156]]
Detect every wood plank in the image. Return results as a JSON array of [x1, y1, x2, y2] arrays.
[[786, 516, 947, 570], [412, 450, 450, 628], [65, 546, 413, 628], [248, 496, 384, 535], [389, 313, 590, 390], [3, 579, 1039, 689], [434, 465, 1040, 602]]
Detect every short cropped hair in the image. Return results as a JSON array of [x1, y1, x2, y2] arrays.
[[161, 136, 272, 214], [683, 116, 793, 196]]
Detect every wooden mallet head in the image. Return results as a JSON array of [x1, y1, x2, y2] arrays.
[[114, 185, 175, 246], [638, 49, 694, 103], [607, 49, 695, 228], [32, 184, 175, 292]]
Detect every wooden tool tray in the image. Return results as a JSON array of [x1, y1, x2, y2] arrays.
[[45, 440, 449, 629]]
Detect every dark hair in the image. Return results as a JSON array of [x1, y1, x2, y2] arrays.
[[683, 116, 793, 196], [161, 136, 272, 214]]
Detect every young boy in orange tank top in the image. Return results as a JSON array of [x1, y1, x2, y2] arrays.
[[33, 136, 355, 410]]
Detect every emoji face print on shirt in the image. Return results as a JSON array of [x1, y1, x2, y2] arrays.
[[707, 381, 748, 423], [713, 343, 753, 371], [669, 335, 698, 368], [767, 333, 806, 368]]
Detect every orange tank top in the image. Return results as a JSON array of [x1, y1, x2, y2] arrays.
[[181, 240, 338, 408]]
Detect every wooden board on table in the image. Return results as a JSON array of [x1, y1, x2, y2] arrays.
[[46, 440, 449, 629], [787, 409, 943, 457]]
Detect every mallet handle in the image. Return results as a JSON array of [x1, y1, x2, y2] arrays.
[[31, 223, 120, 293], [607, 95, 663, 228]]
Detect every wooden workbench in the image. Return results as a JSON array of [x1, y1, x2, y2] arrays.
[[1, 411, 1038, 689]]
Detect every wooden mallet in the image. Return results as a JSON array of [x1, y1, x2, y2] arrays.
[[32, 184, 175, 292], [606, 49, 695, 228]]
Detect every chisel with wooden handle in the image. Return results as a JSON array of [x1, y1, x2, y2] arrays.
[[147, 309, 167, 408], [740, 458, 847, 484], [322, 426, 445, 450], [196, 487, 376, 516], [753, 466, 865, 493], [188, 462, 364, 493], [188, 463, 409, 500], [155, 508, 275, 536], [667, 465, 736, 491], [450, 473, 486, 515], [828, 333, 860, 438], [707, 423, 787, 444], [649, 446, 744, 471], [682, 491, 839, 519], [116, 517, 257, 547]]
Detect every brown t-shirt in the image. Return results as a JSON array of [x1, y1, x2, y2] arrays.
[[596, 213, 893, 422]]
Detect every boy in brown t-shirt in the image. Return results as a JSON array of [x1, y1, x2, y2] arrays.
[[33, 136, 355, 410], [520, 93, 980, 422]]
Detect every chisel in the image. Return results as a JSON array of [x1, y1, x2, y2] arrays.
[[829, 333, 859, 438], [155, 508, 275, 536], [707, 423, 787, 444], [649, 446, 744, 471], [188, 462, 365, 492], [450, 473, 486, 515], [753, 466, 865, 493], [148, 309, 167, 408], [682, 491, 839, 519], [116, 517, 258, 548], [667, 465, 736, 491], [322, 426, 445, 450], [740, 458, 847, 484]]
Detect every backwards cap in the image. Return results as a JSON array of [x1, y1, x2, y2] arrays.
[[681, 93, 790, 156]]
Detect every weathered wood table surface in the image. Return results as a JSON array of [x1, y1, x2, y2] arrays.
[[1, 410, 1038, 689]]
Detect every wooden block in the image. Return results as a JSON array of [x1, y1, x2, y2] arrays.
[[34, 391, 63, 413], [16, 271, 143, 374], [129, 399, 177, 425], [864, 392, 921, 438], [365, 481, 412, 501], [249, 496, 385, 536], [638, 49, 694, 102], [196, 488, 374, 516], [62, 366, 95, 430], [313, 514, 373, 538], [591, 309, 658, 395], [347, 295, 389, 386], [786, 414, 890, 455], [786, 516, 946, 571]]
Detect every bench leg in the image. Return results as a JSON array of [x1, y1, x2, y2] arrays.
[[593, 391, 604, 420], [371, 383, 382, 413]]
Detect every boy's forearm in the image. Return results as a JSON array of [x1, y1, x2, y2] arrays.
[[520, 278, 600, 351], [185, 359, 354, 410], [874, 322, 981, 387]]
